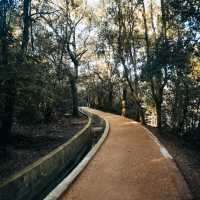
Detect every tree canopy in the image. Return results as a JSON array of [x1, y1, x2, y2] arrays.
[[0, 0, 199, 144]]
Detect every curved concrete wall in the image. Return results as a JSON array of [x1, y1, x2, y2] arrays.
[[0, 112, 93, 200], [44, 108, 109, 200]]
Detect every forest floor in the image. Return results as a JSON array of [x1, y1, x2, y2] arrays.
[[0, 113, 88, 183], [147, 125, 200, 199]]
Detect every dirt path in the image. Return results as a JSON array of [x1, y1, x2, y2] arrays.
[[60, 109, 192, 200]]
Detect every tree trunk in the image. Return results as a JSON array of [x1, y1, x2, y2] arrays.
[[156, 102, 162, 130], [21, 0, 31, 53], [0, 0, 31, 145], [121, 86, 127, 116], [108, 84, 113, 111], [70, 79, 79, 117], [160, 0, 167, 41], [141, 0, 150, 61], [139, 105, 146, 125], [0, 2, 15, 145]]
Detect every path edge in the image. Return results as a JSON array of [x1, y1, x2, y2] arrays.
[[44, 110, 110, 200], [142, 125, 194, 200]]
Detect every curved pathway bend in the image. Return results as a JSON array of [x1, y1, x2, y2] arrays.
[[60, 108, 192, 200]]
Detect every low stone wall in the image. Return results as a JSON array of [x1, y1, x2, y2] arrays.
[[44, 108, 109, 200], [0, 111, 93, 200]]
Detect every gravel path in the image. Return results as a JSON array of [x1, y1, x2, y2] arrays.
[[60, 109, 192, 200]]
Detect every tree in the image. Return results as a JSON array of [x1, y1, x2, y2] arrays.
[[0, 0, 17, 144], [42, 0, 92, 116], [140, 0, 169, 130]]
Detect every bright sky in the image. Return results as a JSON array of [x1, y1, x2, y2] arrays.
[[87, 0, 100, 7]]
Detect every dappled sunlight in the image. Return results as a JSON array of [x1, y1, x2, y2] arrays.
[[121, 121, 139, 126], [0, 0, 198, 199], [150, 157, 166, 163]]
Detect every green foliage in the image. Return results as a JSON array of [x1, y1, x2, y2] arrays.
[[15, 59, 52, 123], [0, 0, 199, 141]]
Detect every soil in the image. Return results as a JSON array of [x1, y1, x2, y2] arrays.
[[0, 114, 88, 183], [147, 125, 200, 200]]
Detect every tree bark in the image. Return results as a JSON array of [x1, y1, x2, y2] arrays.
[[108, 83, 113, 111], [21, 0, 31, 53], [70, 79, 79, 117], [138, 104, 146, 125], [141, 0, 150, 61], [121, 86, 127, 116], [155, 101, 162, 130], [160, 0, 167, 41], [0, 1, 16, 144]]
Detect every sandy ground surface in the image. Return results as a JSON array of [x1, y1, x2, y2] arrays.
[[147, 125, 200, 199], [60, 109, 192, 200]]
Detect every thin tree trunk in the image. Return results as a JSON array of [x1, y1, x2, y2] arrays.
[[70, 79, 79, 117], [138, 105, 146, 125], [160, 0, 167, 41], [108, 84, 113, 111], [141, 0, 150, 61], [150, 0, 157, 42], [121, 86, 127, 116], [156, 101, 162, 130], [21, 0, 31, 53]]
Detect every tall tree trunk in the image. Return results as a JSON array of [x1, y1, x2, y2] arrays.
[[21, 0, 31, 53], [141, 0, 151, 126], [172, 77, 189, 134], [150, 80, 163, 131], [155, 101, 162, 130], [178, 84, 189, 133], [70, 79, 79, 117], [122, 61, 145, 124], [138, 105, 146, 125], [160, 0, 167, 41], [150, 0, 157, 42], [0, 0, 31, 145], [0, 1, 16, 144], [108, 84, 113, 111], [121, 85, 127, 116], [141, 0, 150, 61], [142, 0, 167, 131]]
